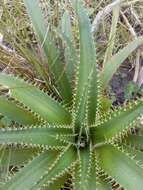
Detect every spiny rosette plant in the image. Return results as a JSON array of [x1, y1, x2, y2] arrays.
[[0, 0, 143, 190]]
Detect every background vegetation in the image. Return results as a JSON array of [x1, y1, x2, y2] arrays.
[[0, 0, 143, 189]]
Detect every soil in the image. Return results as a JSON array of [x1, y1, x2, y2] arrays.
[[109, 60, 134, 105]]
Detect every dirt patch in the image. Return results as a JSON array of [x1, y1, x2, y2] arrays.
[[109, 60, 134, 105]]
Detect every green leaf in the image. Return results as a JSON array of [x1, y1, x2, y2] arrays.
[[71, 0, 97, 128], [0, 147, 38, 166], [97, 177, 112, 190], [0, 127, 74, 148], [88, 67, 99, 125], [14, 43, 50, 88], [0, 96, 39, 125], [73, 146, 96, 190], [103, 6, 120, 64], [97, 144, 143, 190], [23, 0, 47, 44], [47, 173, 70, 190], [91, 100, 143, 144], [60, 10, 77, 80], [23, 0, 72, 104], [0, 116, 12, 127], [0, 2, 50, 88], [29, 146, 77, 190], [102, 36, 143, 88], [123, 145, 143, 164], [0, 73, 71, 124], [100, 96, 113, 114], [124, 134, 143, 150], [58, 10, 77, 81], [0, 150, 59, 190], [61, 11, 73, 42]]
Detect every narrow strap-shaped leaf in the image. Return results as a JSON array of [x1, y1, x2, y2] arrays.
[[102, 36, 143, 88], [73, 146, 96, 190], [97, 144, 143, 190], [88, 68, 99, 125], [0, 150, 59, 190], [0, 127, 74, 148], [29, 146, 77, 190], [23, 0, 72, 104], [124, 134, 143, 150], [89, 150, 97, 189], [0, 96, 39, 125], [60, 10, 77, 81], [0, 73, 72, 124], [71, 0, 97, 128], [73, 147, 90, 190], [91, 100, 143, 145], [103, 6, 120, 64], [0, 147, 38, 166]]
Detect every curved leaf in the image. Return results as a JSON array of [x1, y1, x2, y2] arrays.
[[23, 0, 72, 104], [0, 96, 39, 125], [29, 146, 77, 190], [60, 10, 77, 81], [124, 134, 143, 150], [97, 144, 143, 190], [103, 6, 120, 64], [102, 36, 143, 88], [0, 147, 38, 166], [47, 173, 70, 190], [0, 150, 59, 190], [123, 145, 143, 164], [0, 73, 72, 124], [91, 100, 143, 144]]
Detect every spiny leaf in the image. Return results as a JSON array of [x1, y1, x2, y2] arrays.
[[0, 150, 59, 190], [73, 147, 90, 190], [30, 146, 77, 190], [0, 96, 39, 125], [97, 144, 143, 190], [73, 146, 96, 190], [124, 134, 143, 150], [91, 100, 143, 144], [47, 173, 70, 190], [0, 147, 38, 166], [97, 177, 112, 190], [0, 73, 71, 124], [0, 127, 74, 148], [60, 10, 77, 81], [0, 116, 12, 127], [23, 0, 72, 104], [102, 36, 143, 88], [123, 145, 143, 165], [88, 68, 99, 125], [89, 152, 97, 190], [71, 0, 97, 129]]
